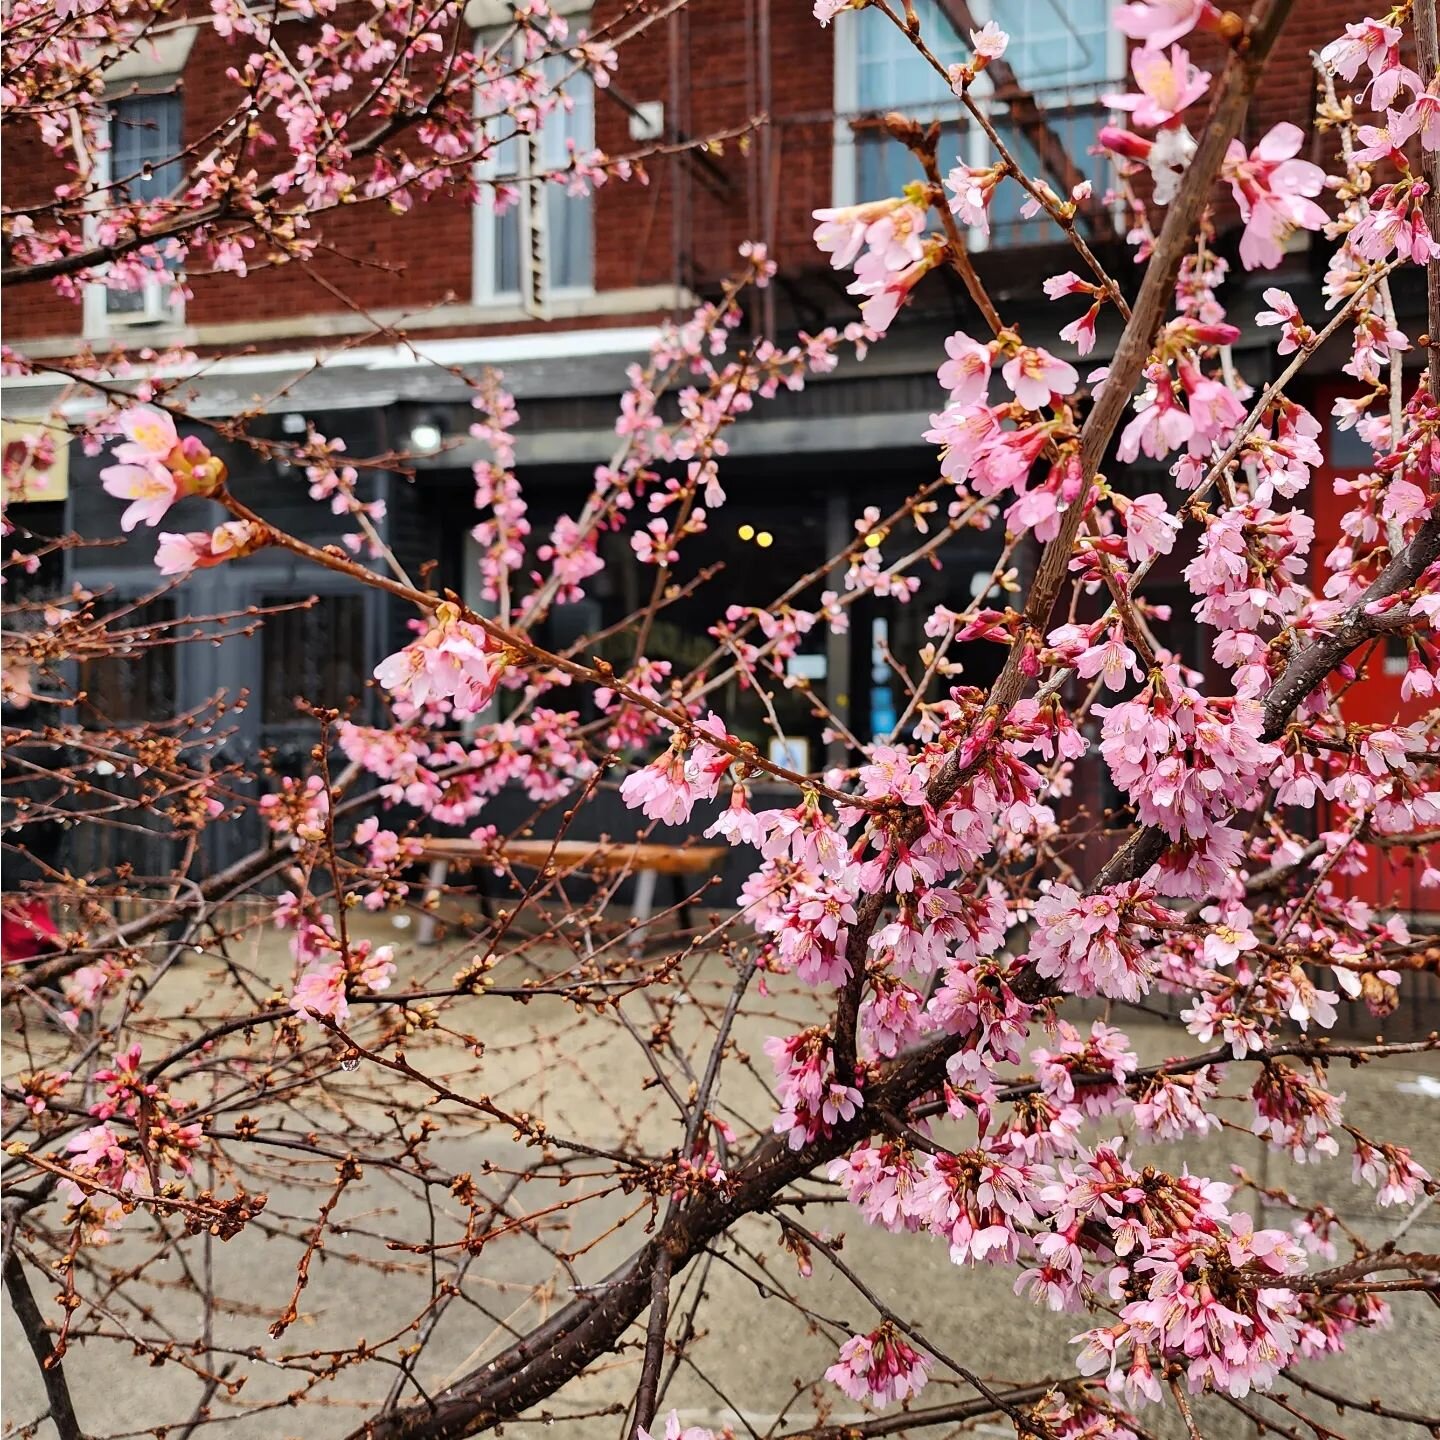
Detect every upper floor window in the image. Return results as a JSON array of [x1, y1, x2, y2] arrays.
[[89, 90, 186, 330], [834, 0, 1119, 248], [475, 36, 594, 309]]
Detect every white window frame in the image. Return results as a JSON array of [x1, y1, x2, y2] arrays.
[[831, 0, 1126, 250], [83, 84, 186, 337], [472, 15, 595, 314]]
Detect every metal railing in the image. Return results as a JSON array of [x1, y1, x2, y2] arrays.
[[772, 83, 1121, 252]]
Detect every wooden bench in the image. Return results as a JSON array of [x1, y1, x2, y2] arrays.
[[413, 838, 729, 950]]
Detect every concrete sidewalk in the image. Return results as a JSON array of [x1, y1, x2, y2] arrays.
[[3, 913, 1436, 1440]]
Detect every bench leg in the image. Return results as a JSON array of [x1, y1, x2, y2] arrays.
[[417, 859, 449, 946], [628, 869, 658, 953], [674, 871, 693, 933]]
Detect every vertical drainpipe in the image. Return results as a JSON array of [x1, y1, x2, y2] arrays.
[[368, 406, 397, 724], [668, 9, 685, 311], [757, 0, 775, 339], [744, 0, 761, 343], [825, 489, 852, 770]]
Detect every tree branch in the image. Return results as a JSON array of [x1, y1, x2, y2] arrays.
[[4, 1252, 84, 1440], [632, 1252, 673, 1436], [778, 1381, 1078, 1440]]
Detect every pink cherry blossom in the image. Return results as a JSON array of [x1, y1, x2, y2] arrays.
[[1222, 124, 1328, 270], [1114, 0, 1224, 50], [101, 464, 182, 533], [849, 244, 943, 334], [1030, 881, 1177, 1001], [945, 162, 1003, 233], [1001, 346, 1079, 410], [154, 521, 264, 576], [1319, 18, 1403, 88], [937, 331, 993, 404], [1059, 303, 1101, 357], [1255, 287, 1312, 355], [113, 405, 178, 461], [1118, 492, 1180, 563], [970, 21, 1007, 60], [1103, 46, 1211, 129]]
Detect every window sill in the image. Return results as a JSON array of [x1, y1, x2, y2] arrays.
[[25, 285, 694, 356], [463, 286, 689, 322]]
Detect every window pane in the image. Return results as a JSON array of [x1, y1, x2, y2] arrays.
[[261, 594, 369, 727], [483, 42, 593, 295], [496, 203, 522, 294], [77, 598, 177, 725], [855, 0, 964, 111], [857, 122, 963, 203], [548, 180, 591, 290], [111, 94, 184, 202], [992, 0, 1110, 90], [108, 93, 184, 315], [544, 55, 593, 289], [848, 0, 1114, 212], [107, 285, 150, 316]]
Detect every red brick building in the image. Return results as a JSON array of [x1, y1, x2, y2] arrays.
[[4, 0, 1385, 348], [5, 0, 1422, 893]]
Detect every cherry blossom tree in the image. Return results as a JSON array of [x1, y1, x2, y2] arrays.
[[3, 2, 1439, 1440]]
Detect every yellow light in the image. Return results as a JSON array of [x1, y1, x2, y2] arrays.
[[864, 530, 884, 548], [738, 523, 755, 541], [756, 531, 774, 548]]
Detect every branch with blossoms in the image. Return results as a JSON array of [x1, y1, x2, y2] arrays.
[[7, 1, 1440, 1439]]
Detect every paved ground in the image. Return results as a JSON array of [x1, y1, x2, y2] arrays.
[[3, 909, 1437, 1440]]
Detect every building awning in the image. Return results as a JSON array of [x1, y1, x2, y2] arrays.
[[1, 327, 665, 422]]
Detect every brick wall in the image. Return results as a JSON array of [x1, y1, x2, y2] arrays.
[[3, 0, 1379, 349]]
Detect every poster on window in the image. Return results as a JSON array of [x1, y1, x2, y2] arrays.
[[1, 419, 70, 504]]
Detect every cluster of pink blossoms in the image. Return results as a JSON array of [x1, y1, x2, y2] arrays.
[[372, 602, 508, 719], [921, 331, 1085, 542], [765, 1030, 863, 1149], [99, 407, 227, 531], [1097, 5, 1328, 270], [258, 773, 330, 845], [811, 194, 942, 333], [57, 1045, 202, 1239], [291, 937, 397, 1025], [273, 891, 397, 1024], [14, 0, 631, 296], [1097, 669, 1280, 895], [468, 378, 529, 610], [156, 520, 268, 576], [1029, 882, 1178, 1002], [1075, 1206, 1308, 1404], [824, 1324, 932, 1406], [618, 712, 735, 826], [775, 8, 1438, 1422], [97, 406, 275, 576]]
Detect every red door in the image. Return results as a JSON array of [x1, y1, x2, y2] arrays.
[[1307, 381, 1432, 913]]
